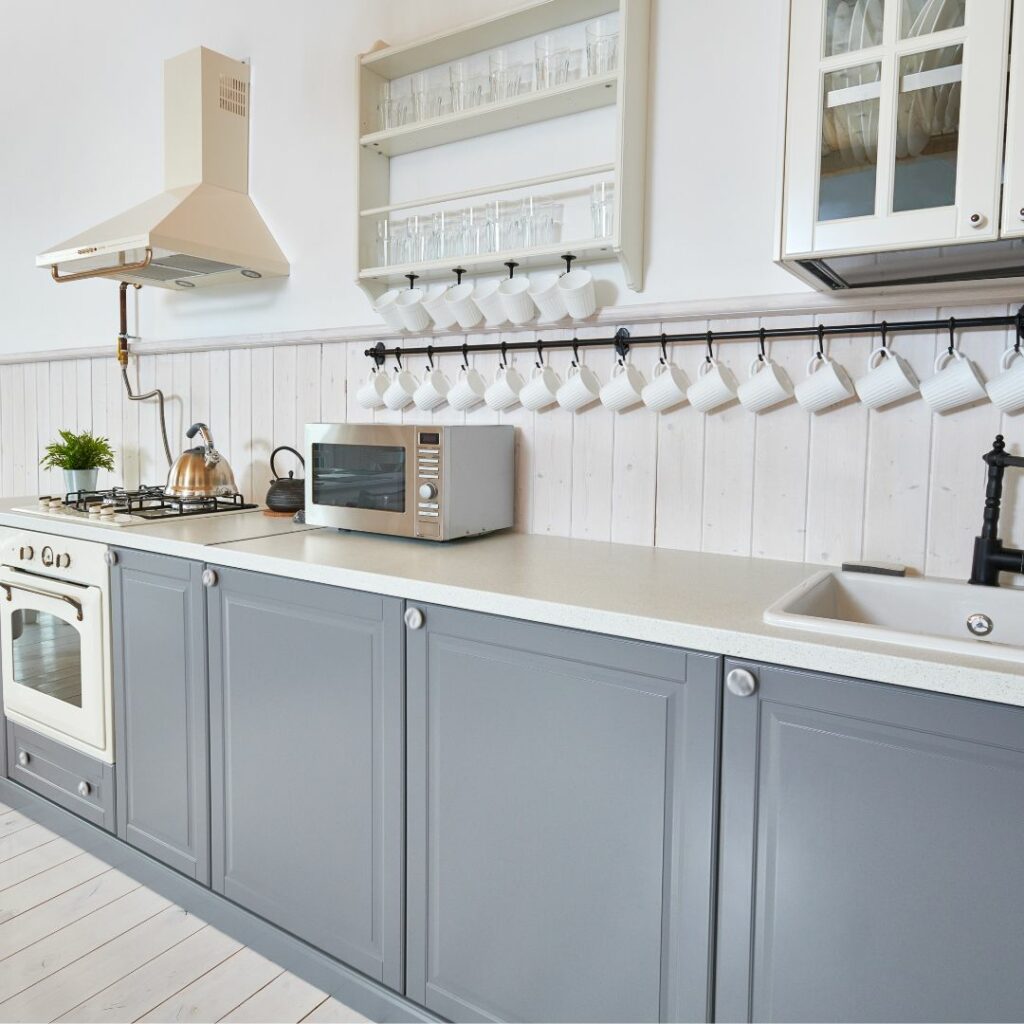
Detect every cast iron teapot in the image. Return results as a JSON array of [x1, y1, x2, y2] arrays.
[[266, 446, 305, 513]]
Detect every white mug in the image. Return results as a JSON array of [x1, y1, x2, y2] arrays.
[[444, 283, 483, 330], [794, 355, 855, 413], [556, 362, 602, 412], [447, 366, 488, 411], [855, 348, 920, 410], [641, 361, 690, 412], [600, 361, 646, 412], [413, 366, 452, 411], [372, 288, 405, 331], [737, 357, 794, 413], [383, 367, 420, 410], [356, 368, 390, 410], [395, 289, 431, 333], [423, 286, 459, 329], [557, 269, 597, 320], [519, 364, 562, 412], [529, 277, 567, 322], [473, 280, 507, 326], [484, 364, 526, 411], [920, 350, 987, 414], [498, 277, 536, 326], [687, 358, 738, 413], [986, 347, 1024, 414]]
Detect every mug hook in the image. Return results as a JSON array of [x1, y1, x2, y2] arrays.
[[535, 339, 545, 368], [947, 316, 957, 357], [394, 348, 403, 370], [613, 327, 630, 366], [405, 273, 419, 290], [425, 345, 434, 370], [571, 339, 580, 366], [659, 333, 668, 364], [816, 324, 825, 361], [705, 330, 714, 364], [453, 267, 466, 286], [371, 341, 387, 370], [757, 327, 767, 363], [561, 253, 576, 276], [880, 321, 889, 354], [505, 261, 519, 279], [500, 340, 508, 369], [1016, 305, 1024, 353], [461, 341, 469, 371]]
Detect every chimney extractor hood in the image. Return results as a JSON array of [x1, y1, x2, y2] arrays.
[[37, 47, 289, 289]]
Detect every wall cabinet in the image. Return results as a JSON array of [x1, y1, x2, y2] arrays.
[[716, 658, 1024, 1023], [404, 603, 720, 1023], [111, 549, 209, 882], [206, 567, 404, 990]]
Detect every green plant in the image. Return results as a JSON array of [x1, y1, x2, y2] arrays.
[[40, 430, 116, 472]]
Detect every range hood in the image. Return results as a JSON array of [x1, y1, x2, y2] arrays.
[[37, 47, 288, 289]]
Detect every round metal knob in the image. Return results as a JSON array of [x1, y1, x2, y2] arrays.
[[77, 781, 91, 798], [404, 606, 425, 630], [202, 569, 218, 588], [969, 212, 986, 227], [418, 483, 438, 501], [58, 553, 71, 569], [17, 751, 29, 767], [104, 550, 118, 567], [966, 613, 994, 637], [726, 668, 758, 697], [19, 546, 33, 561]]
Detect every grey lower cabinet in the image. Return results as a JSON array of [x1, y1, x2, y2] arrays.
[[716, 659, 1024, 1024], [111, 548, 210, 882], [206, 567, 403, 990], [404, 603, 721, 1024]]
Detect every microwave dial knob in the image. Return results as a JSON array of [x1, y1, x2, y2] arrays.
[[418, 483, 438, 500]]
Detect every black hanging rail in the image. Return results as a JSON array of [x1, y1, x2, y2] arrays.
[[366, 305, 1024, 364]]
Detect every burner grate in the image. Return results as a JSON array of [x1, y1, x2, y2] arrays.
[[59, 486, 257, 519]]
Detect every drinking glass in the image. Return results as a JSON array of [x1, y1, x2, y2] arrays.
[[375, 219, 391, 267], [534, 199, 564, 245], [535, 36, 581, 89], [411, 72, 449, 122], [456, 207, 485, 257], [483, 200, 513, 254], [430, 210, 456, 261], [388, 220, 409, 266], [490, 50, 527, 102], [585, 18, 619, 76], [377, 81, 410, 131], [591, 181, 615, 239], [406, 214, 431, 264], [450, 61, 489, 112]]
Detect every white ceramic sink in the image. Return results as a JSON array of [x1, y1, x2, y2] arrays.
[[764, 570, 1024, 665]]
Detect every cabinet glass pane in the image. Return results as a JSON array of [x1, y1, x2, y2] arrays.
[[819, 62, 881, 221], [12, 611, 82, 708], [900, 0, 965, 39], [893, 45, 962, 212], [825, 0, 884, 57]]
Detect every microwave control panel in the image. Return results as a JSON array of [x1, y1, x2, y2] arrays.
[[415, 431, 442, 539]]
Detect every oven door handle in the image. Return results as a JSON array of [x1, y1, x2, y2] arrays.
[[0, 582, 84, 621]]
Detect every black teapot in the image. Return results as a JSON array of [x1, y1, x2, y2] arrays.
[[266, 446, 305, 514]]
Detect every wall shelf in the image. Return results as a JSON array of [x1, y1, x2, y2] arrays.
[[356, 0, 650, 299]]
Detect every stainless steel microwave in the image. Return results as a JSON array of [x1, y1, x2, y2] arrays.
[[304, 424, 515, 541]]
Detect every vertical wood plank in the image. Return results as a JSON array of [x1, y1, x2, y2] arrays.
[[229, 348, 254, 502], [105, 362, 125, 489], [250, 348, 275, 491], [320, 343, 348, 422], [0, 367, 13, 497], [76, 359, 92, 433], [295, 345, 322, 449], [570, 327, 614, 541], [498, 330, 536, 533], [189, 352, 211, 433], [136, 355, 157, 487], [9, 366, 26, 497], [272, 346, 298, 449], [34, 364, 51, 497], [531, 329, 574, 536], [122, 357, 140, 491], [208, 350, 232, 475]]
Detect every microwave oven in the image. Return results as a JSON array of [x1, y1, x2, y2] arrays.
[[304, 423, 515, 541]]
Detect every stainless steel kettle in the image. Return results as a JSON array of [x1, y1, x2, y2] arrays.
[[165, 423, 238, 498]]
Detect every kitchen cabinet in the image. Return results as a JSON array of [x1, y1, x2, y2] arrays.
[[404, 603, 720, 1023], [716, 659, 1024, 1023], [778, 0, 1015, 284], [206, 567, 404, 990], [111, 549, 210, 881]]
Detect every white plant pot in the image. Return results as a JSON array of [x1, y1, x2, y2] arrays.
[[63, 468, 99, 494]]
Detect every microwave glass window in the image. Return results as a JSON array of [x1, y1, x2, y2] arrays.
[[312, 443, 406, 513], [12, 610, 83, 708]]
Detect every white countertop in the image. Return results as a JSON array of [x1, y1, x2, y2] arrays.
[[1, 500, 1021, 707]]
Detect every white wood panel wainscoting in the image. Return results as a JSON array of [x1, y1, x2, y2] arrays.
[[2, 301, 1022, 582]]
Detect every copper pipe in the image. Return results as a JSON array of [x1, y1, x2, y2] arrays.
[[51, 247, 152, 284]]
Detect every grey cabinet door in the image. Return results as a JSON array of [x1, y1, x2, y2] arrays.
[[717, 659, 1024, 1023], [112, 548, 209, 882], [405, 603, 720, 1023], [207, 567, 403, 990]]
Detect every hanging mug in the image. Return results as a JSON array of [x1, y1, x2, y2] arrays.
[[599, 361, 646, 412], [986, 347, 1024, 414], [686, 358, 738, 413], [356, 367, 391, 410], [854, 347, 920, 410], [919, 349, 987, 414], [794, 355, 855, 413], [737, 357, 793, 413], [556, 361, 602, 412], [447, 366, 488, 411]]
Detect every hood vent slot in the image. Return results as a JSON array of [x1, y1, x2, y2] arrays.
[[219, 74, 247, 117]]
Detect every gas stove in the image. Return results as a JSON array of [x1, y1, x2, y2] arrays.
[[12, 486, 259, 528]]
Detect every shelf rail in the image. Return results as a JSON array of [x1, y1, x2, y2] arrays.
[[365, 306, 1024, 365]]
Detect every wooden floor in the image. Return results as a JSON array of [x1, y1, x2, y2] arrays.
[[0, 799, 372, 1024]]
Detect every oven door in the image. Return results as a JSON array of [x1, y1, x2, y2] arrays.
[[0, 568, 107, 756], [305, 423, 417, 537]]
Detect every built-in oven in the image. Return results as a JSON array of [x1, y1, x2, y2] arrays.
[[305, 423, 515, 541], [0, 531, 113, 762]]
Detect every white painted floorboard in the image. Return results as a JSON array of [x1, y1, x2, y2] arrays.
[[0, 799, 372, 1024]]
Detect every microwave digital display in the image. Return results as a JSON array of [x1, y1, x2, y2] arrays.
[[419, 432, 440, 445], [311, 443, 405, 513]]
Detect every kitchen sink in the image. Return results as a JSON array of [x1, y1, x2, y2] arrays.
[[764, 570, 1024, 665]]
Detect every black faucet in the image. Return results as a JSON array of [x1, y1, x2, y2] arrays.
[[969, 435, 1024, 586]]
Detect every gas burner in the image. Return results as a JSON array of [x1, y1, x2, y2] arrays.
[[51, 486, 257, 522]]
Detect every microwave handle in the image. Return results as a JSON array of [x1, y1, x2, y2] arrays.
[[0, 582, 84, 621]]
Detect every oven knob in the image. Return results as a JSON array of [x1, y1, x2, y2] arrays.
[[57, 553, 71, 569], [17, 751, 29, 767], [19, 546, 33, 561], [418, 483, 438, 500], [77, 781, 91, 798], [41, 546, 54, 567], [104, 550, 118, 567]]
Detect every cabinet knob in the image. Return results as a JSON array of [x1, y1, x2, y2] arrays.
[[104, 550, 118, 567], [969, 212, 987, 228], [404, 606, 425, 630], [17, 750, 29, 767], [77, 781, 91, 798], [202, 569, 218, 588], [726, 667, 758, 697]]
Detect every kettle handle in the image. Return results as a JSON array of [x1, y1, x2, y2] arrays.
[[186, 423, 215, 449], [270, 445, 305, 480]]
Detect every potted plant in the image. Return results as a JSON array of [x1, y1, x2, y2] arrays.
[[40, 430, 116, 494]]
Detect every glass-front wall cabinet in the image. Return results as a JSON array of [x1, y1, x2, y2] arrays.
[[781, 0, 1012, 261]]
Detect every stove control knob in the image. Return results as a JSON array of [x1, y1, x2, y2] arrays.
[[77, 781, 91, 798], [18, 546, 33, 561], [419, 483, 438, 500], [17, 751, 29, 767], [104, 550, 118, 567], [57, 553, 71, 569], [202, 569, 218, 588]]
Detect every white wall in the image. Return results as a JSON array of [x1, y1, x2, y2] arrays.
[[0, 0, 804, 356]]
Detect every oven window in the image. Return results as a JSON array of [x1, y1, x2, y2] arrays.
[[311, 443, 406, 513], [12, 610, 82, 708]]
